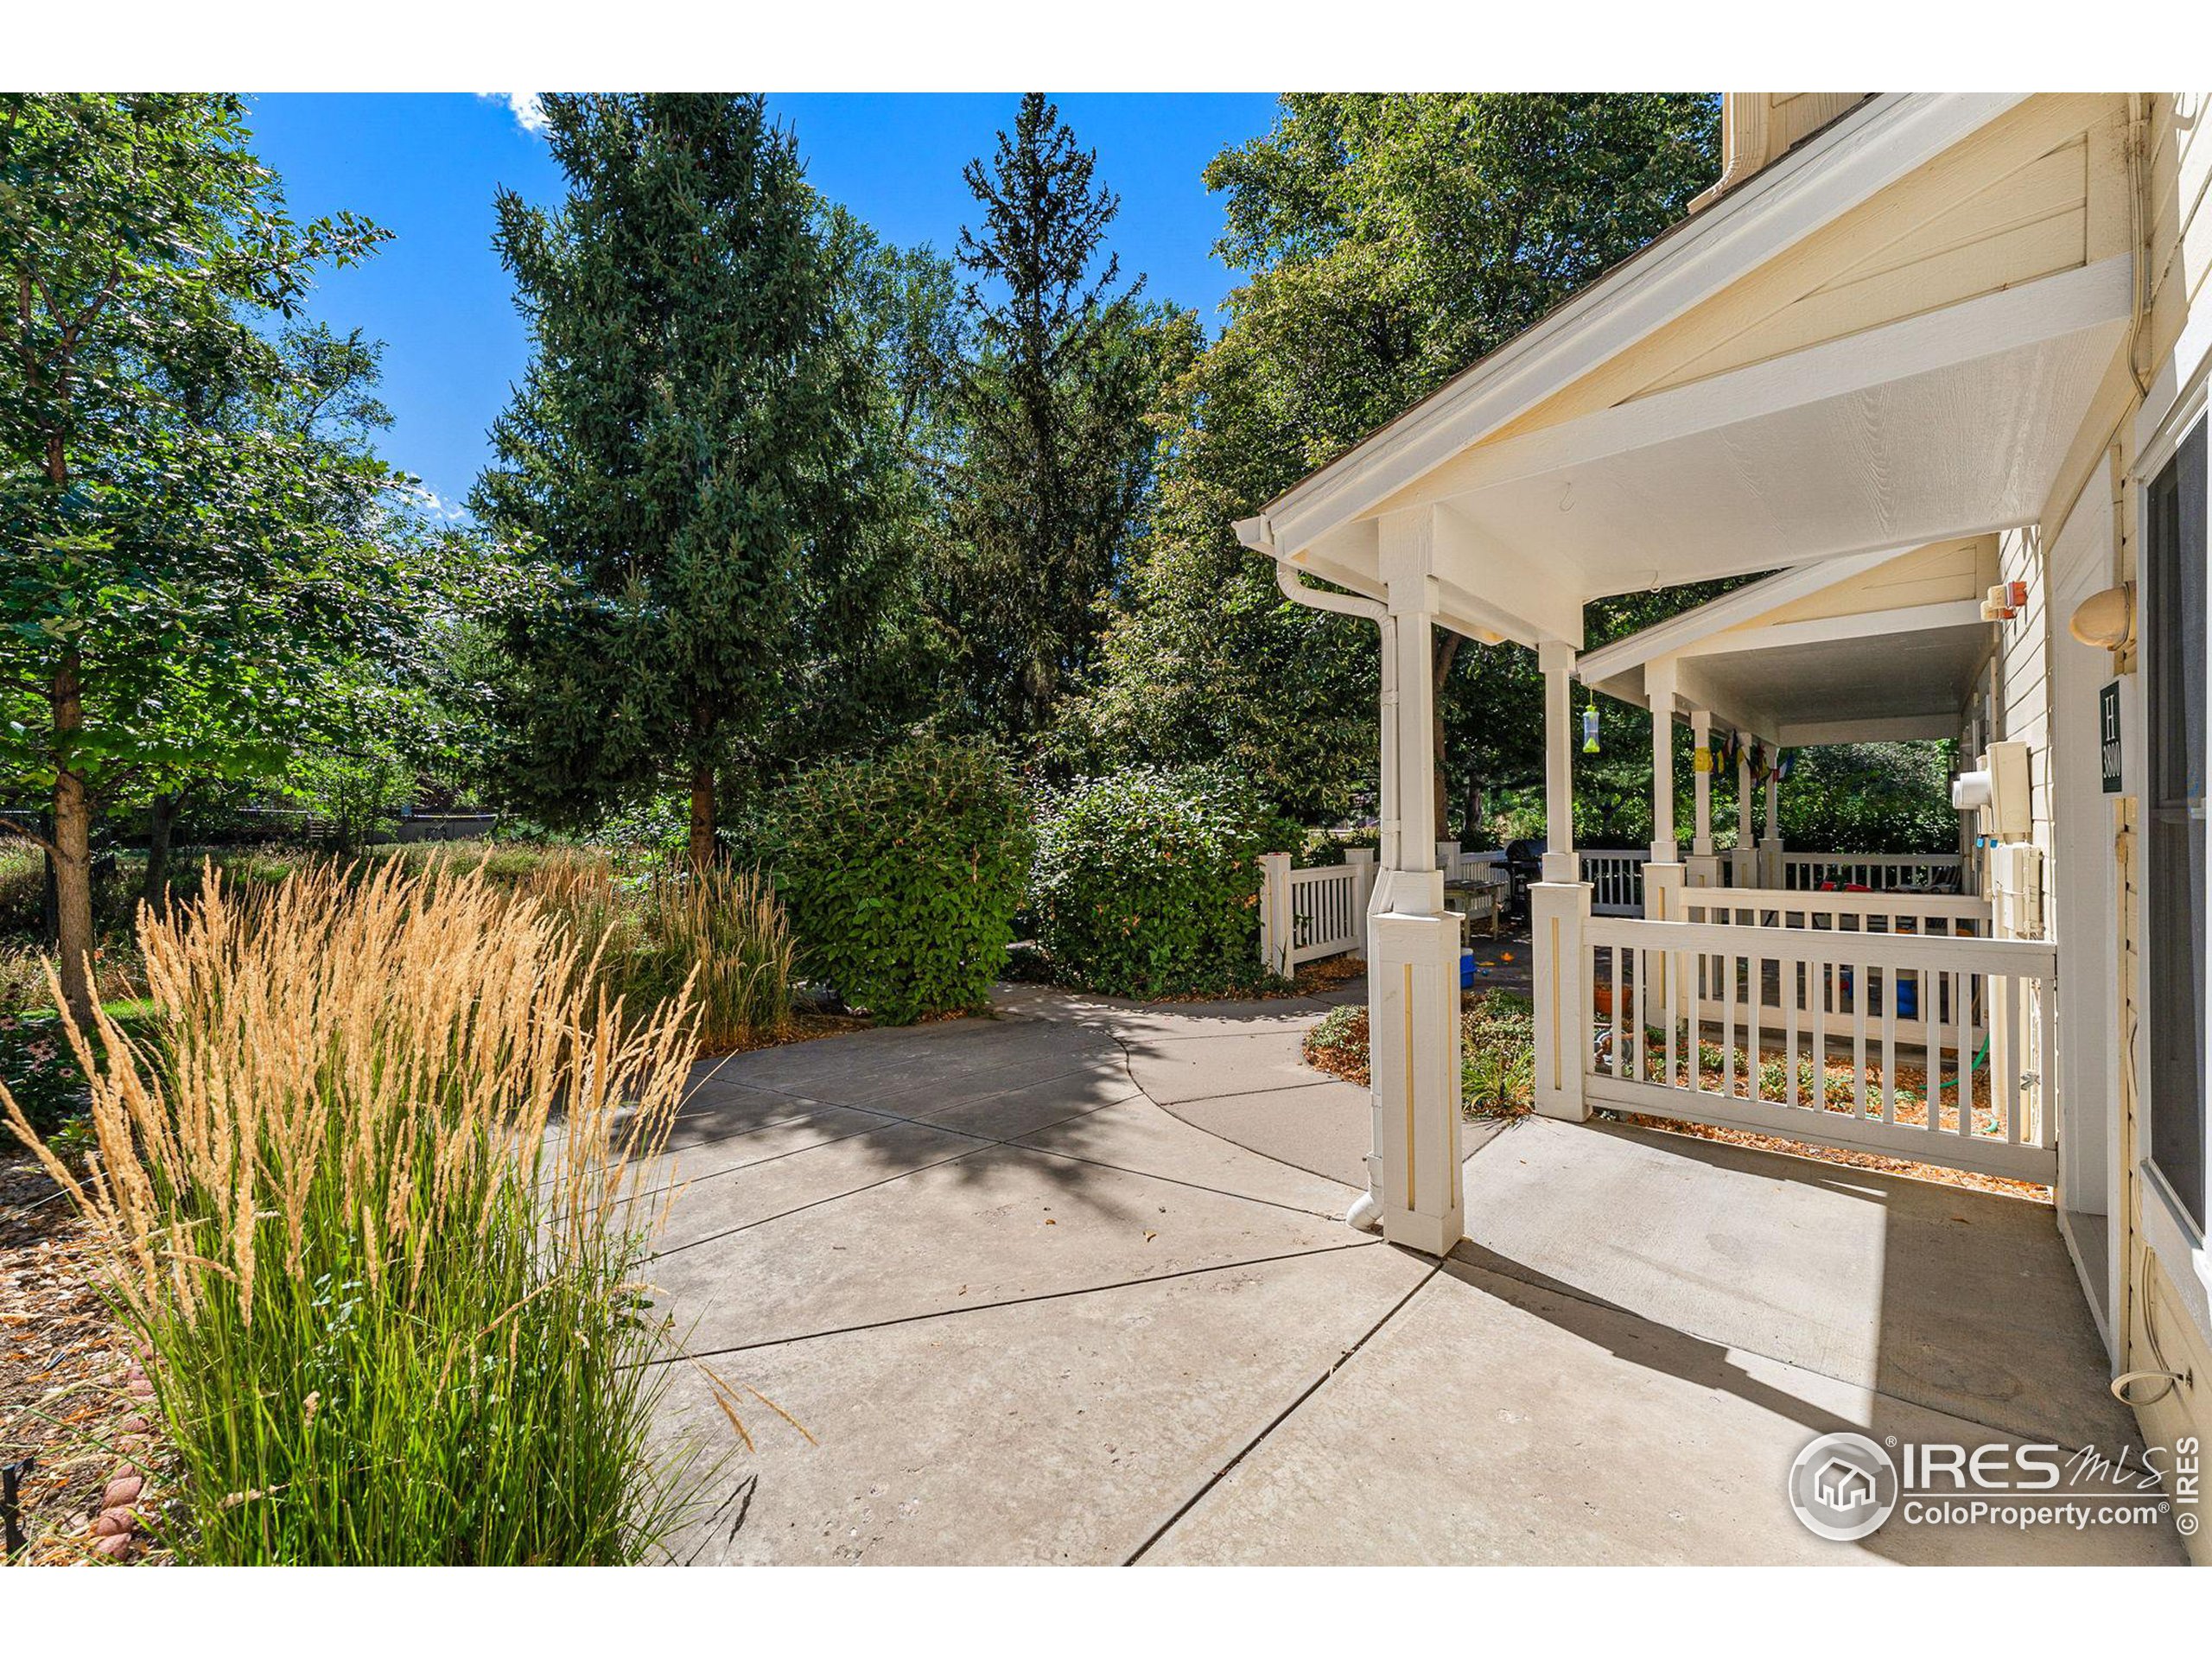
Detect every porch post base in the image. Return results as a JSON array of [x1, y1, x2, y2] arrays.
[[1529, 880, 1592, 1123], [1758, 836, 1784, 890], [1685, 852, 1722, 890], [1642, 860, 1685, 920], [1367, 906, 1465, 1255]]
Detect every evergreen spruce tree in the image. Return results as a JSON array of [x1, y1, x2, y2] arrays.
[[939, 94, 1192, 740], [476, 94, 873, 864]]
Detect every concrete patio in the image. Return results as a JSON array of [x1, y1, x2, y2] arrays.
[[645, 984, 2184, 1566]]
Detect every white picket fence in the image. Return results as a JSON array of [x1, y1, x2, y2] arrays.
[[1580, 849, 1649, 916], [1257, 851, 1376, 976], [1579, 912, 2056, 1184], [1777, 852, 1966, 893]]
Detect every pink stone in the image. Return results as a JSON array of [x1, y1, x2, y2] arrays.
[[90, 1508, 131, 1538], [101, 1473, 143, 1510], [92, 1534, 132, 1560], [117, 1414, 149, 1435]]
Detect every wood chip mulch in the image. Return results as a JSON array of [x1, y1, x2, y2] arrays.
[[1, 1152, 170, 1566]]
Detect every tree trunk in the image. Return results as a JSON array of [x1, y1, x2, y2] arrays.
[[1465, 772, 1486, 846], [688, 763, 716, 869], [142, 792, 181, 915], [1432, 633, 1463, 842], [50, 653, 95, 1029]]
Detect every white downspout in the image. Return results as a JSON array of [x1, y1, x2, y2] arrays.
[[1244, 520, 1393, 1231]]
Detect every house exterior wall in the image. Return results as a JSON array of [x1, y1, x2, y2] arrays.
[[1993, 525, 2057, 864], [2049, 92, 2212, 1564], [1680, 93, 2212, 1548]]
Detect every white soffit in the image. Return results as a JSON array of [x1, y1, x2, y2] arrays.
[[1260, 94, 2027, 556], [1426, 259, 2130, 601]]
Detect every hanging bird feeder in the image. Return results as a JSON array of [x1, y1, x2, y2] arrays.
[[1581, 694, 1600, 753]]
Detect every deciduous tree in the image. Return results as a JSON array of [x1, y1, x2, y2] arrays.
[[0, 93, 387, 1021]]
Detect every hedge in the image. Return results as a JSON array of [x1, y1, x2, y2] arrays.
[[760, 738, 1030, 1026], [1031, 768, 1293, 999]]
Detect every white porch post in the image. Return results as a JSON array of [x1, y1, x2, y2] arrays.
[[1357, 509, 1464, 1255], [1643, 662, 1684, 922], [1532, 639, 1592, 1122], [1258, 851, 1294, 977], [1344, 847, 1376, 961], [1758, 765, 1783, 889], [1687, 708, 1720, 889], [1540, 639, 1577, 884], [1732, 746, 1756, 887]]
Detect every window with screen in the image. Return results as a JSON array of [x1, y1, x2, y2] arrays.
[[2146, 416, 2207, 1231]]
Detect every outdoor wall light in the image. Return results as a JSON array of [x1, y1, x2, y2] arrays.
[[2067, 582, 2135, 652]]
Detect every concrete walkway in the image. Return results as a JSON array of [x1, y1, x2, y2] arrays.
[[646, 986, 2184, 1566]]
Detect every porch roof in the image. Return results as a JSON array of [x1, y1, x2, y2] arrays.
[[1574, 537, 2000, 747], [1233, 93, 2129, 654]]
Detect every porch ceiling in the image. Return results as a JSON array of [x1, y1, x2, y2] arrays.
[[1264, 256, 2130, 650], [1578, 535, 2000, 746], [1649, 622, 1986, 747]]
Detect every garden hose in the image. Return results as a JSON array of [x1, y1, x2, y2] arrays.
[[1935, 1033, 1992, 1091]]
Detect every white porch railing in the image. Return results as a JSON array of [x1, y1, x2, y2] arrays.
[[1777, 852, 1967, 893], [1579, 849, 1649, 916], [1579, 914, 2056, 1184], [1682, 886, 1989, 940], [1258, 852, 1376, 975]]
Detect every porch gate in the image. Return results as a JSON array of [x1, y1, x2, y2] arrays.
[[1579, 849, 1649, 916]]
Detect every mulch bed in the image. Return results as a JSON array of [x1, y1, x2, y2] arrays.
[[1, 1151, 168, 1566]]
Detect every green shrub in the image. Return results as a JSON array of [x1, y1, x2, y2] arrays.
[[1031, 767, 1286, 1000], [0, 1001, 156, 1136], [1, 844, 41, 935], [760, 738, 1029, 1026]]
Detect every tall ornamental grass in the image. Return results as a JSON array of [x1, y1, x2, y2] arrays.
[[2, 862, 712, 1565], [637, 860, 794, 1050]]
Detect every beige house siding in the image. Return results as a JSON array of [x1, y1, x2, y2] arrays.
[[1735, 536, 1994, 631], [1993, 526, 2056, 863], [2113, 93, 2212, 1563], [2145, 92, 2212, 380]]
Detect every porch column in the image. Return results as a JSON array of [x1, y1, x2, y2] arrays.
[[1643, 663, 1684, 922], [1758, 765, 1783, 889], [1357, 510, 1463, 1255], [1732, 745, 1756, 887], [1687, 709, 1720, 889], [1540, 639, 1577, 884], [1532, 637, 1592, 1122]]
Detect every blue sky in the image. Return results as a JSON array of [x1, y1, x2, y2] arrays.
[[244, 92, 1284, 510]]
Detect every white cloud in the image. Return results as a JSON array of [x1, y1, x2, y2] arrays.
[[405, 484, 474, 525], [478, 93, 549, 137]]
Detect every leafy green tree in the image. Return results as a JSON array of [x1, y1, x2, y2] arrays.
[[1068, 94, 1720, 825], [0, 93, 386, 1021], [937, 94, 1198, 740], [476, 94, 900, 866]]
